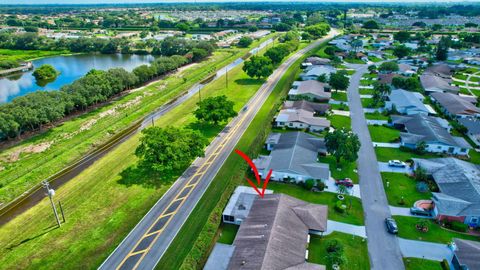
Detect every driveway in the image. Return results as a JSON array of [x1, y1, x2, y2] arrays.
[[373, 142, 400, 148], [378, 162, 413, 174], [346, 63, 405, 270], [331, 110, 350, 116], [398, 238, 454, 262], [389, 206, 432, 218], [323, 220, 367, 238], [324, 178, 361, 198], [367, 120, 389, 125]]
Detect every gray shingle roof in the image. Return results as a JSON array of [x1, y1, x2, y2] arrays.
[[289, 81, 331, 100], [459, 118, 480, 135], [283, 100, 330, 115], [228, 194, 327, 270], [453, 238, 480, 270], [413, 157, 480, 216], [276, 109, 330, 128], [431, 92, 480, 116], [400, 114, 471, 149], [420, 74, 459, 93], [387, 89, 429, 114]]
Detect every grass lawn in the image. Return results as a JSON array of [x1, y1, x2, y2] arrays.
[[359, 88, 374, 95], [361, 98, 382, 108], [381, 172, 431, 207], [472, 89, 480, 97], [308, 232, 370, 270], [319, 155, 358, 183], [453, 73, 468, 81], [329, 103, 349, 111], [394, 216, 480, 244], [374, 147, 439, 162], [327, 114, 351, 130], [268, 182, 364, 225], [362, 73, 377, 79], [217, 223, 239, 245], [365, 112, 389, 120], [368, 56, 383, 62], [331, 91, 348, 102], [0, 49, 71, 62], [360, 79, 373, 86], [469, 150, 480, 165], [368, 125, 400, 143], [0, 36, 276, 270], [344, 58, 365, 64], [403, 258, 442, 270]]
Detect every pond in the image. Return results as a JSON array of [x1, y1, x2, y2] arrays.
[[0, 53, 155, 103]]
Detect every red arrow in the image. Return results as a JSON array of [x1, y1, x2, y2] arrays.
[[235, 149, 272, 198]]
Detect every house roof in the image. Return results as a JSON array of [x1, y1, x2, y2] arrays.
[[453, 239, 480, 270], [305, 57, 331, 66], [424, 63, 454, 78], [387, 89, 429, 114], [378, 73, 404, 84], [228, 194, 327, 270], [302, 65, 336, 78], [276, 109, 330, 128], [459, 118, 480, 135], [413, 157, 480, 216], [254, 132, 329, 180], [420, 74, 459, 93], [289, 81, 331, 100], [400, 114, 471, 149], [431, 92, 480, 116], [283, 100, 330, 115]]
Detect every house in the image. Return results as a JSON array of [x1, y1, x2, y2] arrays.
[[394, 114, 471, 155], [424, 64, 455, 78], [305, 57, 331, 66], [420, 74, 459, 94], [205, 193, 328, 270], [459, 118, 480, 146], [378, 73, 405, 85], [412, 158, 480, 228], [430, 92, 480, 118], [253, 132, 330, 182], [222, 186, 273, 225], [385, 89, 430, 115], [397, 63, 418, 77], [288, 81, 331, 102], [275, 108, 330, 132], [283, 100, 330, 116], [300, 65, 336, 81], [451, 239, 480, 270]]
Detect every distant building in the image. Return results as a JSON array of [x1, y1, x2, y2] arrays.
[[430, 92, 480, 118], [420, 74, 459, 94], [253, 132, 330, 182]]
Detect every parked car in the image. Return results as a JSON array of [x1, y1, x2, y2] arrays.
[[385, 217, 399, 234], [388, 160, 406, 168], [410, 207, 431, 217], [335, 178, 354, 188]]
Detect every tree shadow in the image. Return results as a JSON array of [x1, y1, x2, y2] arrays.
[[117, 164, 169, 188], [186, 121, 224, 139], [234, 78, 263, 86], [6, 224, 58, 251]]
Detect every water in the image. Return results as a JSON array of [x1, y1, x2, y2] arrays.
[[0, 53, 155, 103]]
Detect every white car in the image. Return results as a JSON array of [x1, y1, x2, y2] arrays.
[[388, 160, 406, 168]]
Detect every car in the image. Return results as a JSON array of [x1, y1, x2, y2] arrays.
[[388, 160, 407, 168], [335, 178, 354, 188], [385, 217, 399, 234], [410, 207, 431, 217]]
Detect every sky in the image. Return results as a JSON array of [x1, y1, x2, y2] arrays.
[[3, 0, 480, 4]]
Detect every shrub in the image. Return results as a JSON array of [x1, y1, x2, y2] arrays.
[[335, 200, 346, 213], [450, 221, 468, 232], [316, 181, 326, 191], [326, 239, 344, 253], [304, 179, 315, 190], [416, 181, 429, 193], [441, 259, 451, 270], [326, 251, 347, 266]]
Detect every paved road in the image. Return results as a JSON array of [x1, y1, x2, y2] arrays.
[[346, 64, 405, 270], [99, 30, 338, 270]]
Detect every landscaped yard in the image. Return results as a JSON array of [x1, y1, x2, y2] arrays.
[[403, 257, 442, 270], [394, 216, 480, 244], [329, 103, 349, 111], [344, 58, 365, 64], [217, 223, 239, 245], [331, 91, 348, 102], [308, 232, 370, 270], [381, 172, 431, 207], [368, 125, 400, 143], [365, 112, 389, 120], [361, 98, 382, 108], [268, 182, 364, 225], [319, 155, 358, 183], [359, 88, 374, 95], [374, 147, 439, 162], [327, 115, 351, 130]]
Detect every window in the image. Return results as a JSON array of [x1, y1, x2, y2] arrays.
[[223, 215, 234, 222], [461, 148, 466, 152]]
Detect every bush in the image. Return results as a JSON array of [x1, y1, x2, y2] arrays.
[[326, 239, 344, 253], [450, 221, 468, 232], [416, 181, 429, 193], [304, 179, 315, 190], [335, 200, 346, 213], [441, 259, 451, 270], [316, 181, 326, 191], [326, 251, 347, 266]]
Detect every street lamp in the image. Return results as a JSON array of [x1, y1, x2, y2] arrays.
[[42, 181, 61, 227]]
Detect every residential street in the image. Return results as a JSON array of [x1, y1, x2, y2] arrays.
[[346, 64, 406, 270], [99, 30, 338, 270]]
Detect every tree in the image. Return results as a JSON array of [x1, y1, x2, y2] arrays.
[[415, 141, 427, 154], [264, 46, 289, 64], [135, 127, 208, 175], [392, 76, 421, 92], [379, 61, 399, 73], [32, 64, 59, 81], [273, 23, 292, 32], [368, 65, 377, 73], [192, 48, 208, 62], [328, 71, 350, 92], [325, 128, 361, 164], [362, 20, 379, 29], [304, 179, 315, 190], [242, 56, 273, 79], [412, 21, 427, 28], [436, 36, 451, 61], [248, 26, 258, 32], [393, 45, 411, 59], [304, 23, 330, 38], [372, 83, 391, 106], [394, 31, 411, 43], [237, 36, 253, 48], [194, 95, 237, 125], [176, 22, 190, 32]]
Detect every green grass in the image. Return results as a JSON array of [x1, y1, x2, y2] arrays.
[[344, 58, 365, 64], [365, 112, 389, 120], [329, 103, 349, 111], [359, 88, 374, 95], [403, 258, 442, 270], [360, 79, 373, 86], [394, 216, 480, 244], [368, 56, 383, 62], [453, 73, 468, 81], [268, 182, 364, 225], [0, 49, 71, 62], [368, 125, 400, 143], [381, 172, 431, 207], [331, 91, 348, 102], [217, 223, 239, 245], [362, 73, 377, 79], [327, 115, 351, 130], [0, 36, 276, 270], [308, 232, 370, 270], [472, 89, 480, 97], [375, 147, 439, 162], [319, 155, 358, 183], [361, 98, 383, 108]]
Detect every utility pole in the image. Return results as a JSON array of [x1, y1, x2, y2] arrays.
[[225, 67, 228, 89], [42, 181, 61, 228]]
